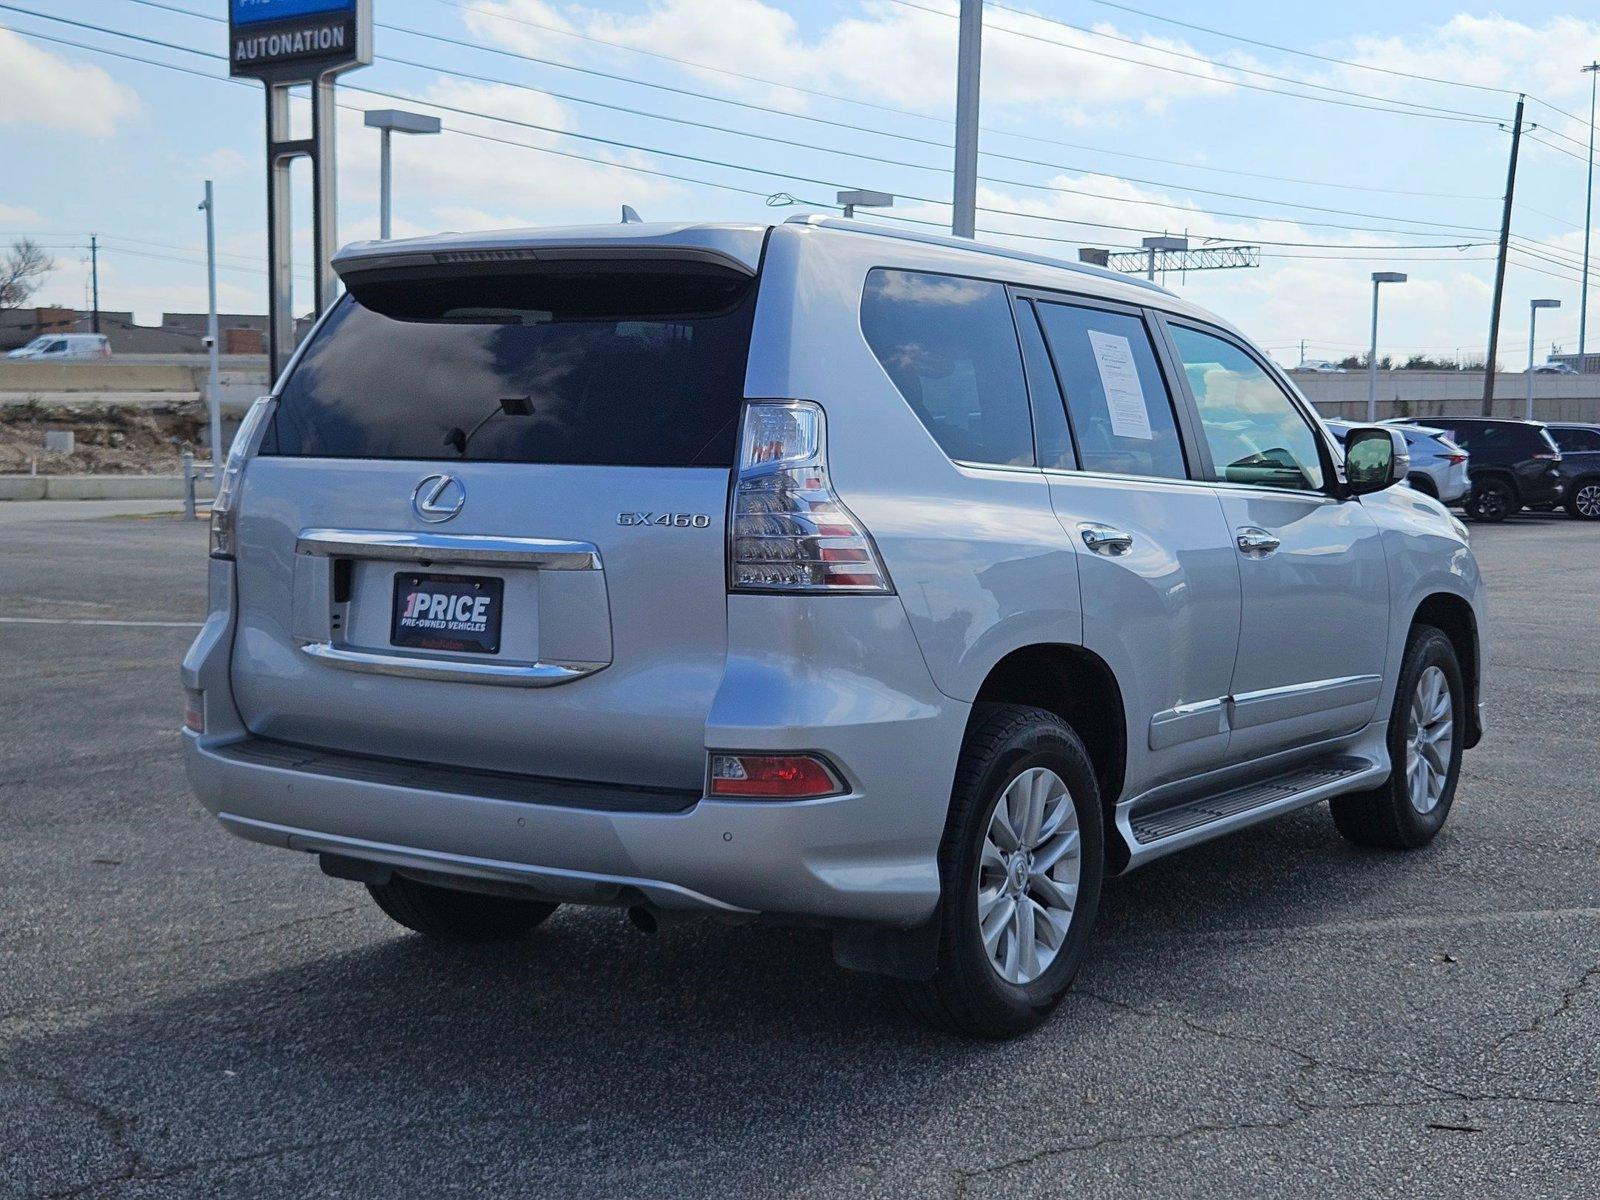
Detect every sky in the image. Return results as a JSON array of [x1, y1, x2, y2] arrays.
[[2, 0, 1599, 368]]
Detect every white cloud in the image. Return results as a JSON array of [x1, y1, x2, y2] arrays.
[[198, 147, 251, 178], [0, 202, 40, 227], [465, 0, 1234, 119], [0, 28, 140, 137]]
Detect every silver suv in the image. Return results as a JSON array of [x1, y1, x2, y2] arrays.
[[184, 218, 1485, 1037]]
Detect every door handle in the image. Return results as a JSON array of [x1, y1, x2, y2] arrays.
[[1079, 523, 1135, 557], [1235, 527, 1280, 558]]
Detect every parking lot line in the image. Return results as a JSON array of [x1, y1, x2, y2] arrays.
[[0, 615, 202, 628]]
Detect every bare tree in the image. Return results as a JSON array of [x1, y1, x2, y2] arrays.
[[0, 239, 55, 309]]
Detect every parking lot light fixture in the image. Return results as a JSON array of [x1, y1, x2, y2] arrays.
[[836, 189, 894, 220], [364, 109, 442, 239], [1367, 272, 1408, 422], [1527, 299, 1562, 419]]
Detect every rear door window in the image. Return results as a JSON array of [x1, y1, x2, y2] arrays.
[[1032, 300, 1189, 481], [1554, 426, 1600, 452], [859, 269, 1035, 467], [266, 264, 757, 467]]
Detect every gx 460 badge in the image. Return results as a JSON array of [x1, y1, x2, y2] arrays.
[[617, 512, 712, 528]]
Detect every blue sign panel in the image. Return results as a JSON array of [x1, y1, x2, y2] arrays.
[[229, 0, 368, 79], [231, 0, 355, 26]]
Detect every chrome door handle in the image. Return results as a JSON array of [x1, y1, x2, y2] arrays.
[[1079, 523, 1134, 557], [1236, 527, 1280, 558]]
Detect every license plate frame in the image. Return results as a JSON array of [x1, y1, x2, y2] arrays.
[[391, 572, 505, 655]]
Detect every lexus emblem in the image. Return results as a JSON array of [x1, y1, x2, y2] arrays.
[[412, 474, 465, 523]]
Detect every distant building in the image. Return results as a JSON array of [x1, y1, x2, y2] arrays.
[[0, 306, 313, 354]]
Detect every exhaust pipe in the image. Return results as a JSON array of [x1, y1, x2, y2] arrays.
[[627, 905, 659, 934]]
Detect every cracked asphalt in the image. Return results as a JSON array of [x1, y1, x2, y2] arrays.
[[2, 509, 1597, 1198]]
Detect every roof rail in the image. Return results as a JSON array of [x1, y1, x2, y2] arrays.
[[783, 214, 1174, 296]]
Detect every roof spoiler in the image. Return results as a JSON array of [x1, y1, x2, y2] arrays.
[[331, 243, 758, 285]]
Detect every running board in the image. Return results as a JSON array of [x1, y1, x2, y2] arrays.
[[1120, 753, 1388, 868]]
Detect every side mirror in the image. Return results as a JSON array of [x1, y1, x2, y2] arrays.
[[1343, 427, 1410, 496]]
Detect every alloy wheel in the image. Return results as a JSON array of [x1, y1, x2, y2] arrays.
[[1575, 484, 1600, 519], [977, 766, 1082, 986], [1405, 665, 1454, 815]]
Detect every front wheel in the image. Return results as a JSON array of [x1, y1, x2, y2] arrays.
[[1330, 625, 1463, 850], [1464, 478, 1514, 522], [1566, 479, 1600, 521], [895, 704, 1104, 1039]]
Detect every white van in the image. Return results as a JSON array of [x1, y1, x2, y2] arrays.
[[6, 334, 112, 360]]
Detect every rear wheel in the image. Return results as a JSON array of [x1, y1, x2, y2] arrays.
[[1330, 625, 1463, 850], [1464, 477, 1514, 522], [895, 704, 1104, 1039], [367, 874, 558, 942], [1566, 479, 1600, 521]]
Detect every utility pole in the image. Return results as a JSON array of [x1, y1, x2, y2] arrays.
[[199, 181, 222, 467], [89, 234, 100, 335], [1482, 96, 1527, 415], [951, 0, 982, 239], [1580, 63, 1598, 368]]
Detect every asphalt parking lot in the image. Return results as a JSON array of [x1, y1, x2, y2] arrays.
[[2, 509, 1596, 1198]]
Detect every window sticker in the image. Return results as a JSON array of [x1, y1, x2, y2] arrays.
[[1086, 329, 1153, 441]]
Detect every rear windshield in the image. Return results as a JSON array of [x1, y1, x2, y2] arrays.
[[265, 263, 757, 467]]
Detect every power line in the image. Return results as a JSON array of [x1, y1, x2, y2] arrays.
[[964, 0, 1509, 121], [16, 8, 1504, 245], [0, 19, 1503, 265], [885, 0, 1505, 124], [1068, 0, 1519, 96], [122, 0, 1504, 212]]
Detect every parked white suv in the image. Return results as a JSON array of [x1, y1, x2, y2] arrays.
[[183, 218, 1485, 1037]]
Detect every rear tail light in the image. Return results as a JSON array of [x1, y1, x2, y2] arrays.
[[728, 400, 891, 593], [183, 687, 204, 733], [1445, 453, 1468, 464], [709, 753, 844, 799], [210, 396, 276, 560]]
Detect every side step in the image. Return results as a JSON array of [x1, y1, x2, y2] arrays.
[[1121, 753, 1386, 868]]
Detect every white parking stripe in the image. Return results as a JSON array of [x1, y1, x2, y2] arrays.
[[0, 616, 202, 628]]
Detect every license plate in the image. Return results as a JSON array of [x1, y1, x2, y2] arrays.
[[391, 573, 504, 654]]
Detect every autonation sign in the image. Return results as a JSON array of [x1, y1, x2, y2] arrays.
[[229, 0, 371, 80]]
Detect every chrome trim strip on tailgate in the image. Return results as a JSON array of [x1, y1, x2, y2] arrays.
[[299, 642, 607, 686], [296, 529, 601, 570]]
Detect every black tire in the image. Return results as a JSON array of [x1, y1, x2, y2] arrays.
[[367, 874, 558, 942], [1565, 478, 1600, 521], [1330, 625, 1464, 850], [894, 704, 1104, 1039], [1464, 477, 1515, 522]]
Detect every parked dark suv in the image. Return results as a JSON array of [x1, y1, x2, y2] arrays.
[[1545, 423, 1600, 520], [1392, 417, 1563, 521]]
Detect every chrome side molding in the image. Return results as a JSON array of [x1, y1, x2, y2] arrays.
[[296, 529, 601, 571]]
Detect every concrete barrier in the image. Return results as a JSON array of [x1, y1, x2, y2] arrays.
[[0, 476, 47, 500], [0, 474, 215, 501], [0, 362, 200, 393], [1292, 371, 1600, 423], [0, 391, 202, 409]]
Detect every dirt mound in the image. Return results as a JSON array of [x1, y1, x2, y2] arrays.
[[0, 399, 211, 475]]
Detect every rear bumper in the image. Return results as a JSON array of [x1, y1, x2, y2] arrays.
[[185, 728, 951, 924]]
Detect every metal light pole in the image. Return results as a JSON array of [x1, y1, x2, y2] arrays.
[[951, 0, 982, 238], [1526, 299, 1561, 419], [1581, 63, 1598, 369], [364, 109, 442, 239], [1367, 272, 1407, 423], [198, 181, 221, 467]]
